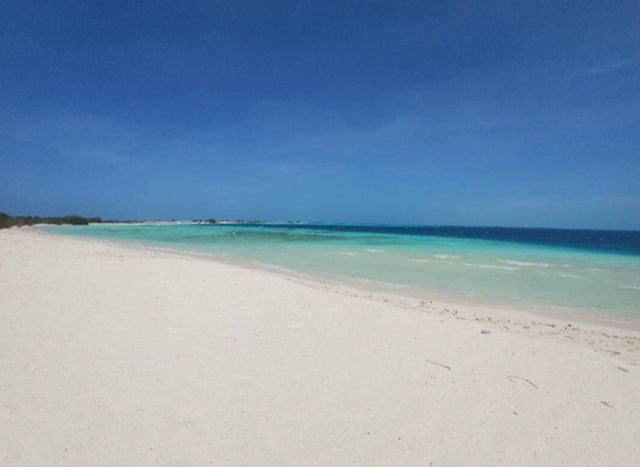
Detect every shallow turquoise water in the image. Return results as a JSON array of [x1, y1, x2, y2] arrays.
[[41, 224, 640, 319]]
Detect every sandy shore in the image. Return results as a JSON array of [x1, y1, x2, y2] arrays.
[[2, 228, 639, 466]]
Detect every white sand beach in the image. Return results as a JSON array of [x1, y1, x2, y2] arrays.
[[1, 228, 639, 466]]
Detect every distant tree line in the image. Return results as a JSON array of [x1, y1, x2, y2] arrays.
[[0, 213, 102, 229], [0, 214, 304, 229]]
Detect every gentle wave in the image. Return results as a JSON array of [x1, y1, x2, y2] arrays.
[[557, 273, 583, 279], [499, 259, 550, 267], [366, 248, 385, 253], [340, 252, 356, 256], [535, 270, 583, 279], [463, 263, 518, 271], [434, 254, 461, 259], [410, 259, 458, 265], [619, 285, 640, 291]]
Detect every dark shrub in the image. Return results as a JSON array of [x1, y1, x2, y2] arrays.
[[0, 212, 13, 229]]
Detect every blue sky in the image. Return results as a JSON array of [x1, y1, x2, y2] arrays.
[[1, 0, 639, 228]]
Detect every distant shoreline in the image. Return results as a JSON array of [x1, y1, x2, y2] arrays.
[[0, 211, 304, 229]]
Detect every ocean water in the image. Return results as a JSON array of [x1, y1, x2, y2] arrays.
[[40, 223, 640, 320]]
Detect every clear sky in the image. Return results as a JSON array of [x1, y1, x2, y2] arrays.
[[1, 1, 639, 229]]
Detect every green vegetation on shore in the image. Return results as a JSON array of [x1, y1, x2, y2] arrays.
[[0, 214, 304, 229], [0, 214, 219, 228], [0, 213, 102, 229]]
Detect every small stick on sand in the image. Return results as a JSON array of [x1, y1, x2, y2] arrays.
[[506, 375, 538, 389], [426, 359, 450, 371]]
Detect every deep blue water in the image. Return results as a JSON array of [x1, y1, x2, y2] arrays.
[[218, 223, 640, 256]]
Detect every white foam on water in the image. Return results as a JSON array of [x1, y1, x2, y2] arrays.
[[463, 263, 518, 271], [340, 252, 356, 256], [619, 285, 640, 291], [499, 259, 550, 267], [366, 248, 385, 253], [434, 254, 461, 259], [557, 273, 582, 279], [410, 259, 458, 265], [535, 270, 583, 280]]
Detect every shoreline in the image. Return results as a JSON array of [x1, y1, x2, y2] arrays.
[[33, 225, 640, 334], [2, 227, 640, 466], [18, 226, 640, 369]]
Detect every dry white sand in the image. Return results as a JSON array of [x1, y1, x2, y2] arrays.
[[1, 228, 639, 466]]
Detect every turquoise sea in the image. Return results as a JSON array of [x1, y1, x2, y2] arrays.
[[41, 223, 640, 321]]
